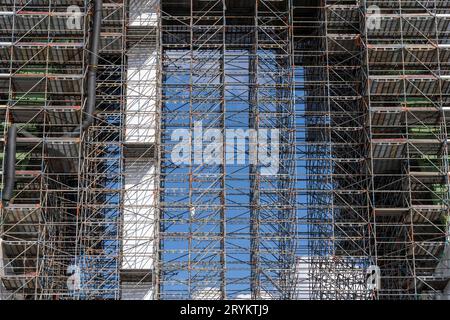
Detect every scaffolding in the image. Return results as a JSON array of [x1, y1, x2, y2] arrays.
[[76, 0, 126, 299], [0, 0, 131, 299], [301, 0, 450, 299], [0, 0, 88, 299], [157, 0, 298, 300], [299, 0, 373, 299], [361, 0, 450, 299], [0, 0, 449, 301]]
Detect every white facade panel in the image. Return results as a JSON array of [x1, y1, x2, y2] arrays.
[[125, 48, 157, 144], [126, 0, 158, 144], [121, 282, 153, 300], [129, 0, 158, 27], [122, 161, 155, 270]]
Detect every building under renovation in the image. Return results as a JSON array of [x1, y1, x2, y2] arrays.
[[0, 0, 449, 300]]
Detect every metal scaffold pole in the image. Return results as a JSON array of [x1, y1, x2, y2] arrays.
[[0, 0, 449, 301]]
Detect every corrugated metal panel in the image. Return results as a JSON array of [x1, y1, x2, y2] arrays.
[[3, 205, 42, 237], [370, 78, 403, 95], [48, 109, 79, 126], [2, 275, 39, 291], [372, 141, 406, 159], [371, 110, 402, 126]]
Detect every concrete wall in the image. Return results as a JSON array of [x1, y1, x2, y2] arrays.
[[433, 244, 450, 300], [442, 281, 450, 299], [435, 245, 450, 278]]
